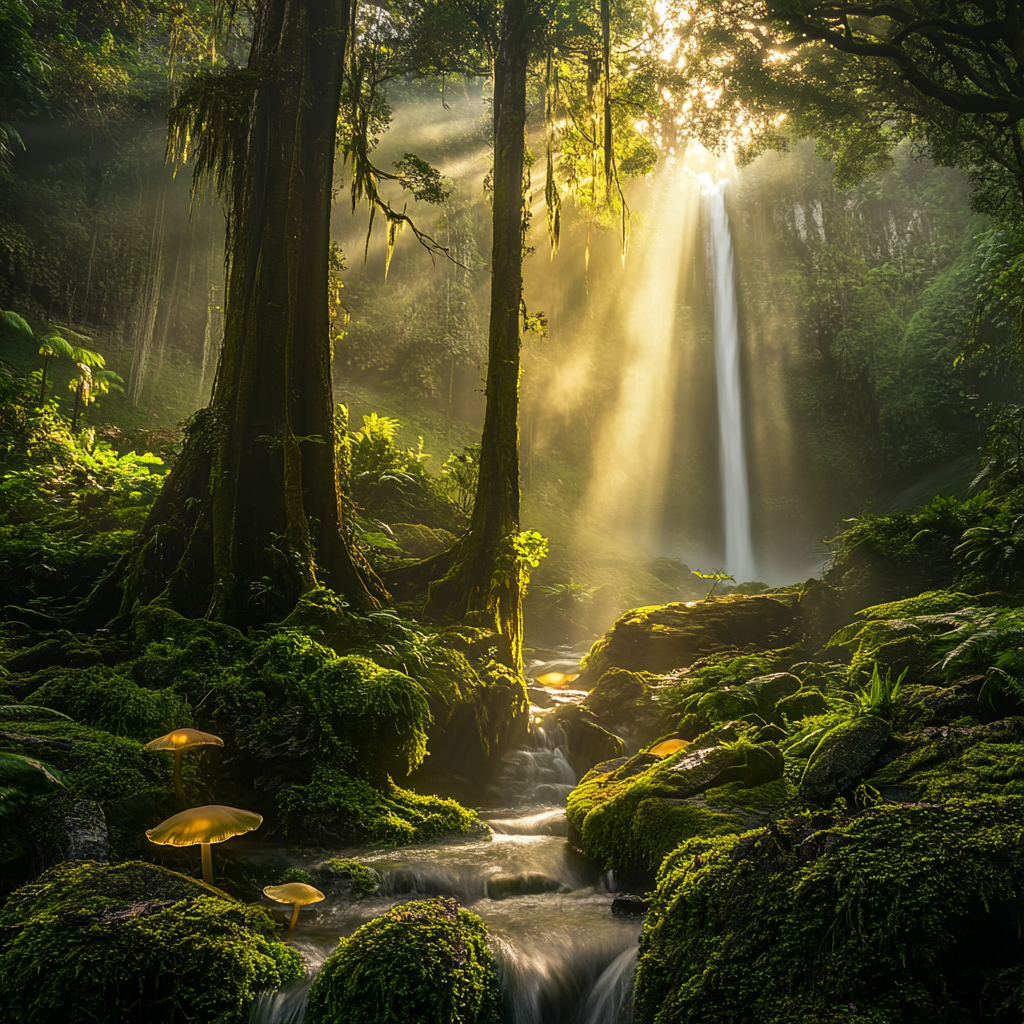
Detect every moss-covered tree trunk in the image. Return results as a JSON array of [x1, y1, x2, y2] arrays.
[[116, 0, 384, 625], [424, 0, 530, 665]]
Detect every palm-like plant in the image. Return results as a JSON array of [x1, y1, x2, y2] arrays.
[[68, 362, 124, 432], [1, 308, 102, 404]]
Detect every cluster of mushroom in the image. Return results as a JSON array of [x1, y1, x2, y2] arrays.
[[141, 728, 325, 937]]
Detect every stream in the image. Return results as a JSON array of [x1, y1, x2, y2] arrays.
[[248, 658, 640, 1024]]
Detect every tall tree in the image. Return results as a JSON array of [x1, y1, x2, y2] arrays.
[[397, 0, 660, 664], [115, 0, 385, 625]]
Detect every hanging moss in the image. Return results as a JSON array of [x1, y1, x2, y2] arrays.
[[305, 897, 502, 1024], [0, 860, 302, 1024], [635, 799, 1024, 1024]]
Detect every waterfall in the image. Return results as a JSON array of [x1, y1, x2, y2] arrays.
[[708, 184, 756, 584]]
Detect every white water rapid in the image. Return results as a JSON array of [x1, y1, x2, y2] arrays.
[[708, 184, 756, 584]]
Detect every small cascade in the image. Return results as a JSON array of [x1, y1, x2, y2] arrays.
[[577, 946, 636, 1024], [486, 708, 577, 809], [491, 919, 640, 1024], [709, 183, 756, 583], [247, 663, 642, 1024], [247, 943, 331, 1024]]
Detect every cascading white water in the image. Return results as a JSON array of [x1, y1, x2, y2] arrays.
[[708, 184, 756, 584]]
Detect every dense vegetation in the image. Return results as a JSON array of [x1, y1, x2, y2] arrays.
[[4, 0, 1024, 1020]]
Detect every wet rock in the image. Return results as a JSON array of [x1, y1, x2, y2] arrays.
[[579, 595, 799, 683], [585, 753, 660, 781], [527, 686, 556, 708], [611, 893, 649, 916], [801, 715, 891, 804], [553, 704, 625, 776], [65, 800, 108, 862], [486, 873, 563, 899], [584, 668, 664, 745]]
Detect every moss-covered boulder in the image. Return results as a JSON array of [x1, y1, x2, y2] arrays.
[[566, 741, 785, 871], [635, 800, 1024, 1023], [867, 717, 1024, 803], [305, 897, 502, 1024], [583, 668, 666, 745], [0, 708, 180, 884], [0, 860, 302, 1024], [578, 596, 800, 684], [800, 714, 891, 804]]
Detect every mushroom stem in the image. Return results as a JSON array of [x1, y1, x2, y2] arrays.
[[286, 902, 301, 938], [200, 842, 214, 885], [173, 750, 186, 806]]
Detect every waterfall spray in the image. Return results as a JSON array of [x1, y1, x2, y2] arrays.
[[709, 184, 756, 584]]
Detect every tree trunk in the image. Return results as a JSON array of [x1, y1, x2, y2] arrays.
[[116, 0, 384, 626], [71, 382, 82, 432], [424, 0, 530, 666], [38, 355, 48, 404]]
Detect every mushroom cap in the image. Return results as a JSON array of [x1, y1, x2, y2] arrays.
[[649, 738, 689, 757], [146, 805, 263, 847], [263, 882, 325, 906], [144, 728, 224, 752]]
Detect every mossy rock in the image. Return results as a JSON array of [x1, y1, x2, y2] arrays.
[[277, 768, 476, 846], [391, 523, 455, 559], [635, 799, 1024, 1023], [0, 860, 302, 1024], [0, 716, 178, 875], [579, 596, 799, 684], [566, 741, 784, 870], [583, 668, 666, 745], [324, 857, 381, 897], [868, 717, 1024, 803], [30, 666, 192, 740], [305, 896, 502, 1024], [800, 715, 891, 804]]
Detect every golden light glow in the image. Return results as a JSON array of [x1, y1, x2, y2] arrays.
[[535, 671, 580, 688], [649, 738, 689, 756]]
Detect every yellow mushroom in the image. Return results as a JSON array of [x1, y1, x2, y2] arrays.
[[263, 882, 326, 938], [144, 728, 223, 806], [649, 738, 689, 757], [146, 804, 262, 886]]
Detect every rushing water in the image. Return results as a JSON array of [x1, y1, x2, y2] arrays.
[[709, 184, 756, 584], [248, 670, 639, 1024]]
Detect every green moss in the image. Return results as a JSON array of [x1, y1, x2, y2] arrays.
[[870, 739, 1024, 802], [0, 860, 302, 1024], [305, 897, 502, 1024], [566, 743, 781, 870], [31, 667, 192, 739], [0, 717, 177, 868], [278, 767, 476, 846], [631, 798, 744, 866], [324, 858, 381, 897], [635, 800, 1024, 1024], [275, 867, 313, 885]]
